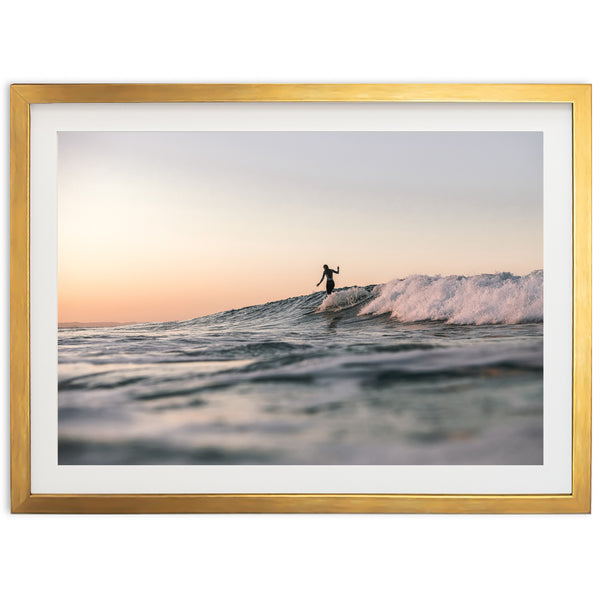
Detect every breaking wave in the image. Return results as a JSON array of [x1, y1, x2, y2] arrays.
[[358, 270, 542, 325]]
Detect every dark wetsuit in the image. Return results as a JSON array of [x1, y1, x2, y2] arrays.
[[318, 267, 339, 295]]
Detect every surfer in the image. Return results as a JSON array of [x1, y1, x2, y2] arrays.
[[316, 264, 339, 295]]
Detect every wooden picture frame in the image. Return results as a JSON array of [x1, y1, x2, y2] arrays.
[[10, 84, 591, 513]]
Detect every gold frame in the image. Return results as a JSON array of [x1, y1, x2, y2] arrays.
[[10, 84, 591, 513]]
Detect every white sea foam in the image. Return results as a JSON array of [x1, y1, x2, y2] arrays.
[[359, 270, 543, 325], [317, 286, 372, 312]]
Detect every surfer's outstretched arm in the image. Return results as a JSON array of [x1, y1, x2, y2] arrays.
[[334, 266, 340, 274], [316, 273, 325, 286]]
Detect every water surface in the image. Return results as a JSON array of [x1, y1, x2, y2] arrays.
[[59, 273, 543, 465]]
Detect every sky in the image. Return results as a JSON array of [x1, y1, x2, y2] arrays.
[[58, 131, 543, 323]]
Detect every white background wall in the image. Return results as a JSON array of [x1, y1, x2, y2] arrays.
[[1, 1, 597, 598]]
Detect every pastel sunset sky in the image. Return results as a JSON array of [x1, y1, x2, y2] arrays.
[[58, 131, 542, 323]]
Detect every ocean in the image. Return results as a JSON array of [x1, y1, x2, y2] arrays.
[[58, 271, 543, 465]]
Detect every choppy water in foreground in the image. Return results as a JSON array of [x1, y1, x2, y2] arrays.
[[58, 273, 543, 465]]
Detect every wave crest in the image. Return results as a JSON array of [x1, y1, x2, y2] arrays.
[[317, 286, 372, 312], [359, 271, 543, 325]]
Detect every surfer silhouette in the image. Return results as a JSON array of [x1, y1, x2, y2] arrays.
[[317, 264, 339, 295]]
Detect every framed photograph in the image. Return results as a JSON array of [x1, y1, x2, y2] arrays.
[[10, 84, 591, 513]]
